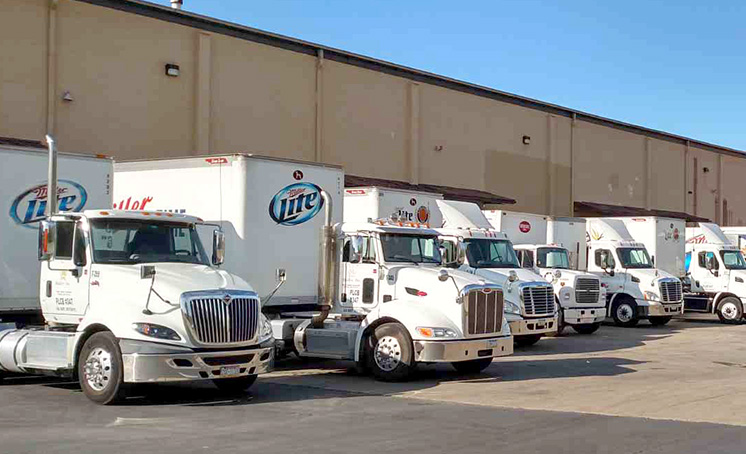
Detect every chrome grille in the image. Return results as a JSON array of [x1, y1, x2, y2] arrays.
[[575, 278, 601, 304], [183, 295, 259, 344], [522, 285, 555, 316], [464, 287, 504, 336], [660, 280, 683, 303]]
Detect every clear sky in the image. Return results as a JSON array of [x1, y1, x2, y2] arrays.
[[155, 0, 745, 150]]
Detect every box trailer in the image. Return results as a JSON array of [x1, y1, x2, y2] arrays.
[[610, 217, 686, 279], [0, 146, 112, 321]]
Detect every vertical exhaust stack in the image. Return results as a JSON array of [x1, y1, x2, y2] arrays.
[[45, 135, 57, 217], [170, 0, 183, 10], [313, 190, 335, 328]]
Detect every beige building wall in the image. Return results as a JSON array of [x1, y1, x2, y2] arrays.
[[1, 0, 744, 222]]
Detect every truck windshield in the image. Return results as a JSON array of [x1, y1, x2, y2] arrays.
[[537, 247, 570, 269], [90, 219, 209, 265], [380, 234, 441, 264], [720, 250, 746, 270], [464, 239, 520, 269], [616, 247, 652, 269]]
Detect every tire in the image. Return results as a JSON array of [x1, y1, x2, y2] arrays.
[[212, 375, 258, 394], [611, 298, 639, 327], [572, 322, 601, 335], [514, 334, 543, 347], [716, 297, 744, 324], [555, 305, 566, 336], [649, 316, 672, 326], [78, 332, 128, 405], [451, 358, 493, 374], [364, 323, 416, 382]]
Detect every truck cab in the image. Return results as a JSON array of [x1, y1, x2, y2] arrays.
[[685, 223, 746, 323], [513, 244, 605, 334], [1, 210, 274, 404], [586, 219, 683, 327]]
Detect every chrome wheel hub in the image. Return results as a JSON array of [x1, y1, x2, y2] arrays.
[[374, 336, 402, 372], [617, 304, 634, 323], [721, 302, 739, 320], [83, 347, 113, 392]]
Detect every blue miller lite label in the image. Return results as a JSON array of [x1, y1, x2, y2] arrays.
[[269, 182, 324, 226], [9, 180, 88, 227]]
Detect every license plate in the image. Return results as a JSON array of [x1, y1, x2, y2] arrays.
[[220, 365, 241, 377], [487, 339, 499, 348]]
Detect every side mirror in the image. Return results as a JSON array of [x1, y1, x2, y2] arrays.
[[212, 230, 225, 266], [438, 269, 450, 282], [73, 228, 87, 267], [38, 220, 55, 261], [455, 243, 467, 267], [439, 246, 448, 265], [349, 237, 363, 263], [140, 265, 156, 279]]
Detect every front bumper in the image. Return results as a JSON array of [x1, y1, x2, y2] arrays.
[[563, 307, 606, 325], [509, 316, 557, 336], [413, 335, 513, 362], [120, 339, 274, 383], [636, 300, 684, 317]]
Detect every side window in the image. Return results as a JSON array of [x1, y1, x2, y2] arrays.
[[520, 250, 534, 268], [361, 237, 376, 263], [595, 249, 615, 268], [343, 236, 375, 264], [698, 251, 719, 269], [55, 221, 75, 259]]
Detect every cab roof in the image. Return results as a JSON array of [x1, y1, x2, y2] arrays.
[[343, 221, 440, 236], [76, 210, 205, 224], [437, 226, 508, 240]]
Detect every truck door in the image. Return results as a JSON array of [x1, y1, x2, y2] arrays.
[[340, 235, 379, 311], [588, 247, 624, 304], [40, 220, 91, 322], [694, 250, 725, 293]]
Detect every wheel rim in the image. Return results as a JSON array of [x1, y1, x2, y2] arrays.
[[720, 301, 739, 320], [616, 303, 634, 323], [83, 347, 113, 392], [374, 336, 402, 372]]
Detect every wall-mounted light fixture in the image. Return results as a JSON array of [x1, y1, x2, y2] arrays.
[[703, 167, 710, 173], [522, 135, 531, 145], [434, 145, 444, 152], [62, 91, 73, 102], [165, 63, 180, 77]]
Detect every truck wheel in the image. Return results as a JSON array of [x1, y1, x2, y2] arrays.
[[451, 358, 493, 374], [649, 316, 672, 326], [78, 332, 128, 405], [554, 306, 566, 336], [572, 323, 601, 335], [611, 299, 639, 327], [717, 297, 743, 324], [212, 375, 258, 394], [365, 323, 416, 382], [514, 334, 542, 347]]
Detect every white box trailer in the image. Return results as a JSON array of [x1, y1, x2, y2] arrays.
[[482, 210, 548, 245], [343, 187, 444, 226], [609, 217, 686, 279], [115, 155, 344, 310], [547, 217, 588, 271], [0, 146, 112, 319]]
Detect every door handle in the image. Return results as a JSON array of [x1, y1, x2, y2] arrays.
[[46, 281, 52, 297]]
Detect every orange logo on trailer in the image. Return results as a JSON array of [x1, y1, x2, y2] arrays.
[[519, 221, 531, 233], [416, 206, 430, 223]]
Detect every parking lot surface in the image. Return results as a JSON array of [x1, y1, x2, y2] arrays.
[[1, 315, 745, 454]]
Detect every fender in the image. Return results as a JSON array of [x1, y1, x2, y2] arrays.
[[712, 292, 741, 314], [606, 292, 634, 318], [73, 323, 112, 371]]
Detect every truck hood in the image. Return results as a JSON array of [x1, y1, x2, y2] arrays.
[[626, 267, 677, 286], [386, 265, 487, 300], [84, 263, 254, 347]]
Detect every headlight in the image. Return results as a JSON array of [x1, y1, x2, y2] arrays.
[[132, 323, 181, 341], [504, 300, 522, 315], [643, 291, 660, 302], [563, 292, 571, 301], [259, 314, 274, 342], [416, 327, 459, 338]]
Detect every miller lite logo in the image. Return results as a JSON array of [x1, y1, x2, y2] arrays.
[[10, 180, 88, 227], [269, 182, 324, 226]]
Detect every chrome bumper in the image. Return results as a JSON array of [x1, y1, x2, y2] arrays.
[[120, 339, 274, 383], [563, 307, 606, 325], [509, 316, 557, 335], [413, 336, 513, 362], [636, 300, 683, 317]]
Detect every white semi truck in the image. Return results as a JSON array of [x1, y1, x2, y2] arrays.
[[0, 145, 112, 323], [431, 200, 558, 347], [485, 210, 605, 335], [0, 139, 274, 404], [115, 155, 513, 380], [586, 218, 683, 327], [684, 223, 746, 323]]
